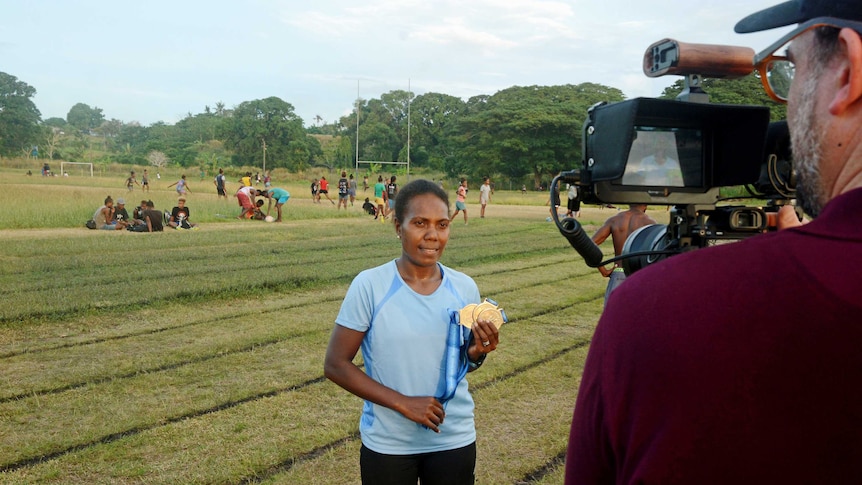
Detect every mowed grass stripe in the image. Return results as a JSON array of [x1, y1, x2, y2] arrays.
[[0, 288, 601, 475], [0, 220, 557, 294], [1, 258, 602, 400], [0, 222, 572, 324], [240, 340, 593, 485], [0, 329, 334, 471], [2, 321, 594, 483], [0, 288, 348, 358], [0, 211, 606, 483]]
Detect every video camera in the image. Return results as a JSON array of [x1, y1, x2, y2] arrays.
[[554, 39, 798, 274]]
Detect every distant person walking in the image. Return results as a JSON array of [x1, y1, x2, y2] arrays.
[[348, 174, 358, 206], [125, 171, 140, 192], [450, 178, 468, 225], [373, 176, 387, 223], [566, 183, 581, 218], [479, 177, 491, 218], [311, 178, 320, 203], [141, 169, 150, 192], [386, 176, 398, 219], [337, 171, 350, 210], [214, 169, 227, 199], [363, 176, 369, 192], [167, 174, 191, 196]]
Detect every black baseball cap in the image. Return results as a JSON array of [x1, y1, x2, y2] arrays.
[[736, 0, 862, 33]]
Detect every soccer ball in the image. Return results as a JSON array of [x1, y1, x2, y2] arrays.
[[264, 215, 275, 223]]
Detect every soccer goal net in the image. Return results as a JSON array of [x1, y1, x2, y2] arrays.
[[60, 161, 94, 177]]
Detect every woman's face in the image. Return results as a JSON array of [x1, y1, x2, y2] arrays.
[[396, 193, 450, 269]]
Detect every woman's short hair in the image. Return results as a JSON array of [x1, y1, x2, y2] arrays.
[[394, 179, 450, 223]]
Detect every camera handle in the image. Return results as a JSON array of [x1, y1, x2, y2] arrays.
[[550, 174, 604, 267]]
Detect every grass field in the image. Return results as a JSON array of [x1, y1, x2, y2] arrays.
[[0, 168, 643, 484]]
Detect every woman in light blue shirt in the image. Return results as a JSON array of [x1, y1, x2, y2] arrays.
[[325, 179, 500, 484]]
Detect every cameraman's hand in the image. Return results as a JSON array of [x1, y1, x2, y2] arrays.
[[777, 205, 806, 230], [598, 265, 612, 277]]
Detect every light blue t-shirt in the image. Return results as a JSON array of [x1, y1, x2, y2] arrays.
[[269, 187, 290, 203], [335, 260, 481, 454]]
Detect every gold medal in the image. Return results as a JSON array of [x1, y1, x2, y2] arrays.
[[459, 303, 477, 328], [458, 299, 508, 329], [472, 301, 496, 322], [477, 308, 506, 330]]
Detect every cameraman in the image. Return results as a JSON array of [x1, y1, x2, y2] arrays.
[[566, 1, 862, 483]]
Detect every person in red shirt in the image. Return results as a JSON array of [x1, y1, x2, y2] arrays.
[[318, 176, 335, 205]]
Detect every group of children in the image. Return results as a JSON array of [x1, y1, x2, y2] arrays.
[[89, 196, 196, 232], [102, 169, 493, 229], [236, 182, 290, 222]]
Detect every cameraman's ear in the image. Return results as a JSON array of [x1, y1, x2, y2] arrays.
[[828, 28, 862, 115]]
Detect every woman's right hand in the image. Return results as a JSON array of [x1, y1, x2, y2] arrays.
[[397, 396, 445, 433]]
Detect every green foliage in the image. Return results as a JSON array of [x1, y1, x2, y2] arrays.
[[20, 72, 783, 194], [452, 83, 625, 186], [42, 117, 68, 129], [66, 102, 105, 133], [410, 92, 467, 170], [224, 97, 308, 170], [659, 74, 787, 121], [0, 72, 42, 157]]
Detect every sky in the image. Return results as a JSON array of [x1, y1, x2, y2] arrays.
[[1, 0, 792, 128]]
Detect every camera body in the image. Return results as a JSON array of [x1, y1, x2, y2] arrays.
[[555, 39, 798, 274]]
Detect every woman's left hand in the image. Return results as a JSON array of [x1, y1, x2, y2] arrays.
[[468, 318, 499, 361]]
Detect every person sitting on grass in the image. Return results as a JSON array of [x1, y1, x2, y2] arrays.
[[169, 197, 197, 230], [129, 200, 164, 232], [93, 195, 127, 230], [143, 200, 164, 232], [113, 198, 131, 226], [133, 199, 148, 222], [244, 199, 267, 220]]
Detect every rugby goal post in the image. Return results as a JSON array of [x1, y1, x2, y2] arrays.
[[60, 161, 94, 177], [355, 160, 410, 178]]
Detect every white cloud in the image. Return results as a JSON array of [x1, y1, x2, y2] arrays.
[[3, 0, 796, 125]]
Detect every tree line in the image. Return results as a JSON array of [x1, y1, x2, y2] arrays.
[[0, 71, 785, 187]]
